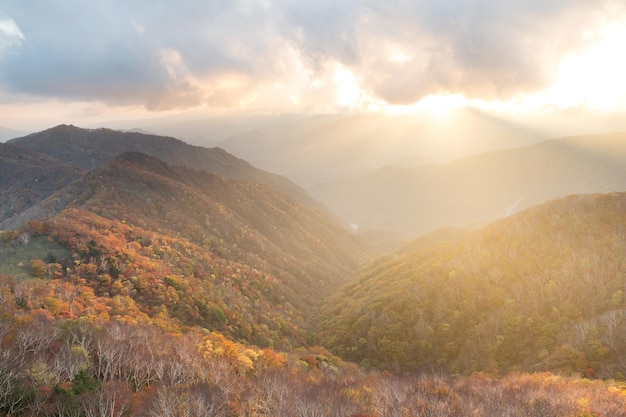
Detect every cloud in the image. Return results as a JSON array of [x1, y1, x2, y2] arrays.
[[346, 0, 613, 103], [0, 0, 622, 111], [0, 17, 24, 54]]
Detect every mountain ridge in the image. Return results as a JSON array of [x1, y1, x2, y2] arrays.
[[311, 132, 626, 240], [8, 124, 327, 215], [215, 109, 543, 186]]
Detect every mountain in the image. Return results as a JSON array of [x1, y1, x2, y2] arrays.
[[0, 150, 373, 348], [97, 110, 540, 186], [8, 124, 325, 213], [0, 125, 28, 142], [311, 132, 626, 240], [86, 109, 626, 190], [215, 109, 542, 186], [0, 142, 83, 227], [319, 192, 626, 377], [3, 121, 626, 415]]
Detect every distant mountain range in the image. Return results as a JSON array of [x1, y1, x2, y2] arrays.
[[214, 109, 543, 186], [0, 125, 28, 142], [109, 109, 626, 190], [311, 132, 626, 239]]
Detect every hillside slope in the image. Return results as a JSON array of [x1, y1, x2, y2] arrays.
[[8, 124, 325, 213], [0, 142, 83, 226], [312, 133, 626, 239], [1, 151, 373, 348], [320, 193, 626, 377]]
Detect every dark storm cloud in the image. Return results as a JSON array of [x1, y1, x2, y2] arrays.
[[0, 0, 616, 109]]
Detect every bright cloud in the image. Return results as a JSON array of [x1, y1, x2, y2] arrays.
[[0, 18, 24, 53]]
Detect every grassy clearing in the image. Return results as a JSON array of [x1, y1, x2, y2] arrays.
[[0, 234, 71, 280]]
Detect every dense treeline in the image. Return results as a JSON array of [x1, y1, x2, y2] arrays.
[[1, 308, 625, 417], [321, 193, 626, 377]]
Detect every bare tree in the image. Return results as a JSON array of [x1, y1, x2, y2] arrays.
[[81, 381, 132, 417], [95, 324, 131, 383], [14, 315, 59, 366], [372, 376, 411, 417], [0, 350, 24, 415], [164, 333, 207, 385], [17, 231, 31, 246], [50, 344, 90, 383], [239, 370, 297, 417], [146, 383, 230, 417]]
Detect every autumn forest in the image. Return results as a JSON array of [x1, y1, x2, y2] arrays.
[[1, 125, 626, 416]]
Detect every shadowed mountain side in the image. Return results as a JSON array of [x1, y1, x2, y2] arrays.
[[311, 133, 626, 239], [319, 192, 626, 376], [8, 124, 327, 215], [0, 142, 83, 226]]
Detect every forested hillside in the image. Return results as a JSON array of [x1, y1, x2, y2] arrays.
[[0, 151, 372, 349], [320, 193, 626, 377]]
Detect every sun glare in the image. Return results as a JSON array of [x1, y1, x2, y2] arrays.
[[333, 65, 362, 108], [498, 20, 626, 113], [369, 19, 626, 116], [547, 23, 626, 111]]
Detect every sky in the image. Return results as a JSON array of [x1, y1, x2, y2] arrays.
[[1, 0, 626, 131]]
